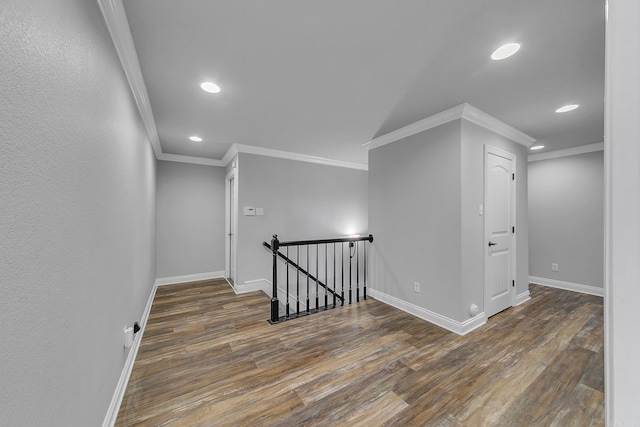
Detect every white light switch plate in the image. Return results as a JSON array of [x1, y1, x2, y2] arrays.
[[244, 207, 255, 216]]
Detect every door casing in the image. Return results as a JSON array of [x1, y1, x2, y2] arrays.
[[225, 169, 237, 284]]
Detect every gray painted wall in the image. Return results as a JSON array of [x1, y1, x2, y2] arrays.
[[0, 0, 157, 425], [235, 153, 368, 286], [156, 161, 226, 278], [369, 119, 529, 323], [528, 151, 604, 287], [369, 121, 463, 321]]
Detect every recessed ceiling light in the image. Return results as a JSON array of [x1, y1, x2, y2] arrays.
[[189, 136, 202, 142], [200, 82, 221, 93], [491, 43, 521, 60], [555, 104, 579, 113], [530, 145, 545, 150]]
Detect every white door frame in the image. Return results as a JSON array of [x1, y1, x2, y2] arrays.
[[484, 144, 517, 315], [225, 168, 237, 284]]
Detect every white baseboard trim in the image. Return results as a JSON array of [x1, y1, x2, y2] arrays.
[[529, 276, 604, 297], [233, 278, 271, 294], [102, 279, 158, 427], [515, 290, 531, 306], [368, 289, 486, 335], [155, 271, 225, 286], [232, 278, 308, 310]]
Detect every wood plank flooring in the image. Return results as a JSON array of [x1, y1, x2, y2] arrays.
[[116, 279, 604, 426]]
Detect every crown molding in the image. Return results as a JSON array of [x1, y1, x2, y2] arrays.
[[528, 142, 604, 162], [363, 104, 466, 150], [157, 153, 226, 167], [221, 144, 368, 171], [97, 0, 162, 159], [460, 104, 536, 147], [363, 103, 535, 151], [221, 144, 239, 166]]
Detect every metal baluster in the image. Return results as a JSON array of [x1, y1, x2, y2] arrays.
[[269, 235, 279, 323], [364, 240, 367, 300], [333, 243, 336, 308], [306, 245, 310, 313], [286, 246, 290, 318], [356, 241, 360, 303], [316, 244, 319, 310], [296, 246, 300, 316], [341, 242, 345, 306], [324, 244, 328, 309], [349, 241, 352, 305]]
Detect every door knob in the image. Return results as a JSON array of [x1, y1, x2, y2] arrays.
[[488, 241, 498, 246]]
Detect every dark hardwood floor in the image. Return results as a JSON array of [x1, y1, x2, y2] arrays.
[[116, 279, 604, 426]]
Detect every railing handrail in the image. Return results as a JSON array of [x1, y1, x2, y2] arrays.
[[262, 241, 344, 302], [277, 234, 373, 247], [268, 233, 373, 324]]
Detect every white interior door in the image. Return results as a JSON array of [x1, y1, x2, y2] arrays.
[[484, 146, 516, 318], [226, 173, 237, 284]]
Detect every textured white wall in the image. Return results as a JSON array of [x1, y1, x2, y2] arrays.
[[0, 0, 156, 425], [529, 151, 604, 287], [156, 161, 225, 278]]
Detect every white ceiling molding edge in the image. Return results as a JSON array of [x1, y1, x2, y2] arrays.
[[363, 104, 466, 150], [460, 104, 536, 147], [528, 141, 604, 162], [363, 103, 535, 151], [221, 144, 239, 166], [221, 144, 368, 171], [96, 0, 162, 159], [157, 153, 225, 167]]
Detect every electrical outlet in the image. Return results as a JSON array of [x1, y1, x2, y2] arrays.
[[414, 282, 421, 293], [552, 263, 559, 272]]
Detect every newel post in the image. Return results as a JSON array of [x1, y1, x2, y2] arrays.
[[270, 234, 280, 323]]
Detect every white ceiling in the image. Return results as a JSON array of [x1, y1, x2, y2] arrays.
[[122, 0, 605, 166]]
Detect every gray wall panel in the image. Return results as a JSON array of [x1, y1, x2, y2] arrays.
[[235, 154, 368, 287], [156, 161, 226, 278], [369, 121, 463, 321], [528, 151, 604, 287]]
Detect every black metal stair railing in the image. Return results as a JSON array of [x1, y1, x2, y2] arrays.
[[262, 241, 344, 306], [264, 234, 373, 324]]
